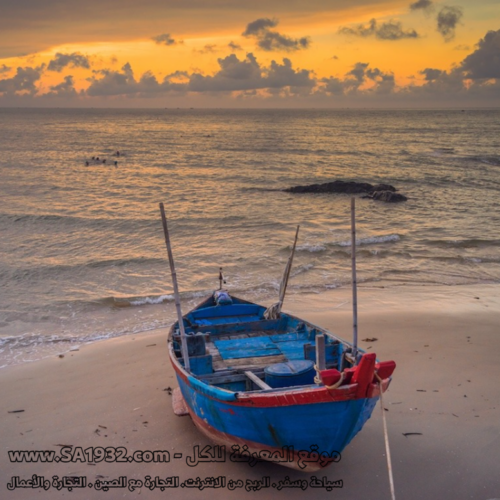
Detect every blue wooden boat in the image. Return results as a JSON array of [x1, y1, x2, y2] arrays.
[[168, 291, 396, 471]]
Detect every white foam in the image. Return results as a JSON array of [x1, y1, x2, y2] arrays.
[[337, 234, 401, 247], [296, 244, 326, 253], [129, 294, 174, 306]]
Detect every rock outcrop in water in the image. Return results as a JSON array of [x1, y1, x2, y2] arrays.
[[365, 190, 408, 203], [284, 180, 407, 203]]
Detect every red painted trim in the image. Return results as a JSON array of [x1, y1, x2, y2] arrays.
[[170, 347, 392, 408]]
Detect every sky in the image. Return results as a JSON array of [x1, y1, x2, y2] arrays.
[[0, 0, 499, 107]]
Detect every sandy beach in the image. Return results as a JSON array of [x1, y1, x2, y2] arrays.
[[1, 284, 500, 499]]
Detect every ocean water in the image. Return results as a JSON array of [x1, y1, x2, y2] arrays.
[[1, 108, 500, 367]]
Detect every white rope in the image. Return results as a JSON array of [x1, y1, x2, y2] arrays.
[[313, 365, 345, 389], [377, 374, 396, 500]]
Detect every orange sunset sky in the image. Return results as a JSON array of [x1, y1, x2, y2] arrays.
[[0, 0, 499, 107]]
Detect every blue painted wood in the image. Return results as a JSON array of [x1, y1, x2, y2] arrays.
[[269, 331, 310, 342], [275, 339, 313, 360], [188, 304, 264, 320], [188, 354, 213, 375], [304, 343, 343, 364], [215, 336, 281, 359], [177, 374, 378, 453]]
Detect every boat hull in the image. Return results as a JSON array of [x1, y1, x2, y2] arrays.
[[173, 363, 380, 471]]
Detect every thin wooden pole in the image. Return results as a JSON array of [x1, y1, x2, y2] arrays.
[[219, 267, 224, 290], [279, 225, 300, 306], [315, 334, 326, 372], [159, 203, 190, 372], [350, 197, 358, 361]]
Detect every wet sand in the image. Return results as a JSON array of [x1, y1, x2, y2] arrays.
[[1, 284, 500, 499]]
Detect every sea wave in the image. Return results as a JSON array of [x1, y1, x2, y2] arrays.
[[291, 263, 314, 277], [424, 238, 500, 249], [336, 234, 401, 247], [467, 155, 500, 166], [296, 244, 327, 253]]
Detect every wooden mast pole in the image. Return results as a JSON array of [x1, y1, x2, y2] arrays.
[[351, 197, 359, 361], [159, 203, 190, 372]]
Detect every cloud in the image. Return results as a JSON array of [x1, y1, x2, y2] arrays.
[[460, 29, 500, 80], [195, 44, 219, 54], [228, 41, 242, 51], [322, 62, 395, 95], [2, 28, 499, 106], [1, 64, 12, 74], [339, 19, 420, 40], [436, 6, 463, 42], [409, 0, 433, 11], [152, 33, 181, 46], [242, 18, 278, 36], [266, 58, 316, 89], [83, 53, 316, 97], [47, 52, 90, 72], [86, 62, 180, 96], [420, 68, 445, 80], [188, 53, 314, 92], [243, 18, 310, 52], [0, 65, 43, 95], [187, 53, 262, 92], [43, 75, 79, 97]]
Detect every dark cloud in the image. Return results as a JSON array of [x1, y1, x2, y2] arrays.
[[436, 6, 463, 42], [242, 18, 278, 36], [84, 53, 315, 96], [460, 29, 500, 80], [266, 58, 315, 89], [420, 68, 445, 80], [0, 66, 43, 95], [321, 76, 344, 95], [243, 18, 310, 51], [196, 44, 219, 54], [257, 32, 310, 51], [346, 62, 369, 83], [152, 33, 181, 46], [47, 52, 90, 72], [332, 55, 339, 60], [43, 75, 78, 97], [409, 0, 433, 11], [188, 53, 262, 91], [228, 41, 243, 51], [188, 53, 314, 91], [0, 64, 12, 74], [339, 19, 419, 40], [87, 63, 137, 96], [323, 62, 395, 95], [86, 63, 180, 97]]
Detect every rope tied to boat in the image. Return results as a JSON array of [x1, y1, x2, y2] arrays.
[[313, 364, 345, 389], [375, 371, 396, 500]]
